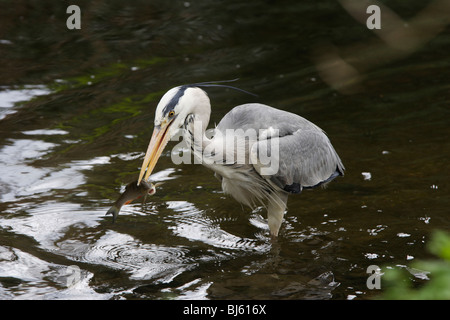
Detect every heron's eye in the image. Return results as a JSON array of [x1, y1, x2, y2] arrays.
[[168, 110, 175, 118]]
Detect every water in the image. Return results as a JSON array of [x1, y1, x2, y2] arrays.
[[0, 0, 449, 300]]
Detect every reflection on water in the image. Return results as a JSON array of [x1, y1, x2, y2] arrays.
[[167, 201, 271, 252], [0, 244, 110, 300], [79, 231, 195, 282], [0, 85, 51, 120], [0, 0, 449, 300]]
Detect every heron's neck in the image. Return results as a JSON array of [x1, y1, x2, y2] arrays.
[[183, 112, 212, 159]]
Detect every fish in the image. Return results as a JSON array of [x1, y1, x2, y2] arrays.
[[106, 180, 158, 223]]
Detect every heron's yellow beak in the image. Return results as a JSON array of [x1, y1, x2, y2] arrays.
[[137, 123, 172, 185]]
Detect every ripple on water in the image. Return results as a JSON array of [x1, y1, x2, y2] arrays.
[[1, 198, 198, 284], [80, 230, 197, 282], [0, 245, 110, 299], [0, 85, 51, 120], [0, 137, 110, 202], [165, 201, 272, 253], [0, 202, 102, 249]]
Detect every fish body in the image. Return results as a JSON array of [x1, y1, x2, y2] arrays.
[[106, 180, 156, 222]]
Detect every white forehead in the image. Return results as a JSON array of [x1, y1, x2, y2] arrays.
[[155, 86, 208, 122], [155, 87, 180, 114]]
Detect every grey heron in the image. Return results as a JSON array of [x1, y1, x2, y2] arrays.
[[137, 83, 344, 237]]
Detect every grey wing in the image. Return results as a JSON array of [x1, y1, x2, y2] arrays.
[[246, 119, 344, 193], [217, 103, 344, 193], [252, 129, 344, 193], [216, 103, 304, 135]]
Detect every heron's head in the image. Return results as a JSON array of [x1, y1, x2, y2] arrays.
[[137, 85, 210, 185]]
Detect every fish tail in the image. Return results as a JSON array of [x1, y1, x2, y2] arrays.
[[106, 205, 120, 223]]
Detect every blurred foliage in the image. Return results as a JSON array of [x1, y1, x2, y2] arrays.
[[380, 230, 450, 300]]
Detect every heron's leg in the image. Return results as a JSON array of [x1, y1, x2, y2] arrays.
[[267, 192, 288, 237]]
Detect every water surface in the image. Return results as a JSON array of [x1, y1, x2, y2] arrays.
[[0, 0, 449, 300]]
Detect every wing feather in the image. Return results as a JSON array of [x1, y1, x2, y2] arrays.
[[216, 103, 344, 193]]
